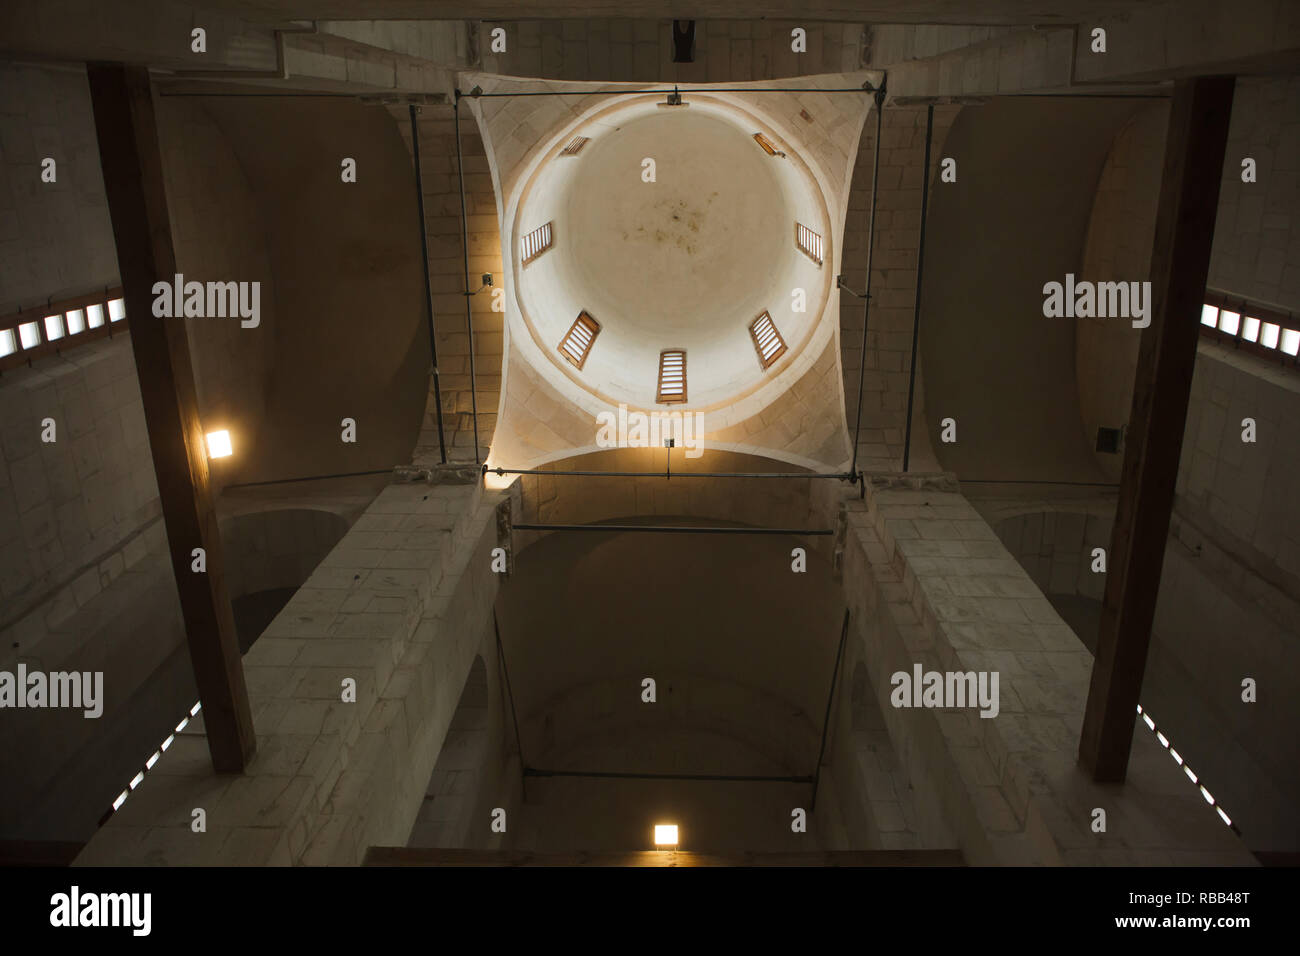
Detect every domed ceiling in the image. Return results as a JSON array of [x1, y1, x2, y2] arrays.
[[514, 94, 832, 410], [462, 72, 879, 471]]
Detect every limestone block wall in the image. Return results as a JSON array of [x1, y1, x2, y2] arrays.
[[1079, 80, 1300, 481], [840, 105, 958, 472], [1064, 75, 1300, 851], [317, 20, 471, 67], [0, 1, 279, 75], [1209, 75, 1300, 314], [1178, 344, 1300, 594], [0, 338, 158, 655], [1, 460, 386, 843], [1074, 0, 1300, 85], [1161, 346, 1300, 850], [989, 509, 1111, 605], [390, 104, 503, 464], [476, 19, 864, 83], [406, 654, 519, 851], [219, 508, 351, 605], [0, 63, 118, 314], [830, 655, 943, 851], [0, 520, 192, 843], [823, 477, 1254, 865], [881, 26, 1073, 100], [509, 447, 836, 570], [865, 25, 1017, 67], [74, 478, 516, 866]]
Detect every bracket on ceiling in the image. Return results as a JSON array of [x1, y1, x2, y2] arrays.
[[863, 73, 888, 109], [837, 275, 870, 299], [464, 273, 494, 296]]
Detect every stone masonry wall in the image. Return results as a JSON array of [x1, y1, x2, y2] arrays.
[[390, 104, 503, 464], [825, 477, 1254, 865], [841, 105, 958, 472], [74, 478, 516, 865], [476, 19, 864, 83]]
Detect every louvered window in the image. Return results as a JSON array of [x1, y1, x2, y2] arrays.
[[657, 349, 687, 404], [521, 221, 554, 265], [559, 311, 600, 369], [749, 311, 788, 369], [795, 222, 823, 266]]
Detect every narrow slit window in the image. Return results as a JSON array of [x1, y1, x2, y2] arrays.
[[560, 136, 590, 156], [65, 309, 86, 335], [795, 222, 823, 266], [521, 221, 554, 265], [559, 311, 600, 369], [0, 329, 16, 358], [18, 321, 41, 349], [108, 298, 126, 322], [1200, 304, 1219, 327], [87, 303, 105, 329], [657, 349, 687, 404], [749, 311, 788, 369], [1217, 309, 1241, 335], [1260, 322, 1280, 349], [44, 314, 65, 341]]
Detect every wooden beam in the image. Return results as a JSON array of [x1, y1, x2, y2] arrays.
[[86, 63, 255, 772], [1079, 76, 1235, 782]]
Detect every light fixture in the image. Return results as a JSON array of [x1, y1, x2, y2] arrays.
[[206, 429, 233, 459], [653, 824, 679, 847]]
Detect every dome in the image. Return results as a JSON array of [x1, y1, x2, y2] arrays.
[[512, 94, 833, 410]]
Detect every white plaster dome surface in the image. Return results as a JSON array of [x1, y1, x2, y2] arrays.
[[514, 97, 829, 410], [565, 111, 786, 335]]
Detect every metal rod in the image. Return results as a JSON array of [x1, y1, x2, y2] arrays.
[[453, 98, 481, 464], [901, 105, 934, 473], [410, 104, 448, 465], [811, 609, 851, 812], [513, 523, 834, 536], [524, 768, 813, 784], [223, 468, 393, 490], [158, 91, 361, 97], [458, 86, 875, 98], [494, 610, 526, 802], [489, 467, 855, 480], [851, 84, 886, 477]]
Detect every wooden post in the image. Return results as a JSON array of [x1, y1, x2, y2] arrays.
[[87, 63, 255, 772], [1078, 76, 1235, 782]]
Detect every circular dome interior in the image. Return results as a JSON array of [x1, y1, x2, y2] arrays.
[[513, 96, 832, 410]]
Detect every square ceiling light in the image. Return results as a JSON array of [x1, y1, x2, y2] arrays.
[[206, 429, 233, 459]]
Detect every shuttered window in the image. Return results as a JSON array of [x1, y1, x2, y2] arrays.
[[795, 222, 823, 266], [657, 349, 687, 404], [521, 221, 554, 265], [559, 311, 601, 369], [560, 136, 590, 156], [749, 311, 788, 369]]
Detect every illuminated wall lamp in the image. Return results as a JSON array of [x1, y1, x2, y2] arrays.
[[206, 429, 233, 459], [653, 824, 679, 849]]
